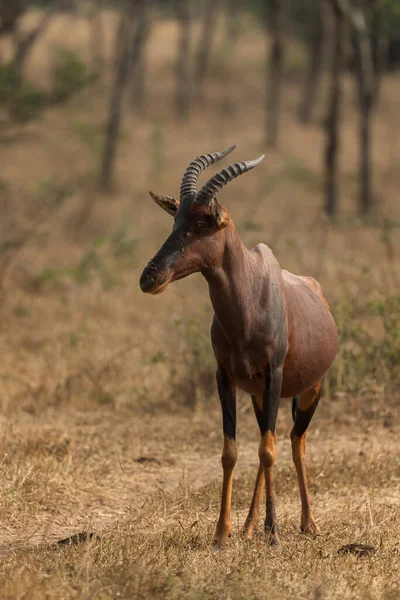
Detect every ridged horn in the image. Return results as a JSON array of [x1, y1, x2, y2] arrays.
[[179, 145, 236, 206], [195, 155, 265, 205]]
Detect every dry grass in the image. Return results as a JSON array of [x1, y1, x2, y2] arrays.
[[0, 8, 399, 600], [1, 405, 399, 599]]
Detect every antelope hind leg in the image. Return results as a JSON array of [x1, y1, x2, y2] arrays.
[[290, 381, 323, 534]]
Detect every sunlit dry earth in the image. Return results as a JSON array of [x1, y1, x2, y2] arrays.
[[0, 8, 399, 600]]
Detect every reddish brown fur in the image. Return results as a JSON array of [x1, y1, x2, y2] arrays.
[[140, 165, 338, 548]]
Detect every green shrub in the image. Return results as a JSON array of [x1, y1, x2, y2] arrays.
[[72, 121, 105, 157], [0, 63, 46, 122], [10, 81, 47, 122], [330, 295, 400, 395], [169, 318, 216, 407], [34, 230, 137, 292], [50, 48, 92, 104], [0, 63, 19, 105]]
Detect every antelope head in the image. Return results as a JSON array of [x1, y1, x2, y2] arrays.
[[139, 145, 265, 295]]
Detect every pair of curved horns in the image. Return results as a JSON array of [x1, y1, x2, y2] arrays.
[[180, 145, 265, 207]]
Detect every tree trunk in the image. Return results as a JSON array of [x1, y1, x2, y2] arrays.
[[113, 9, 126, 72], [298, 0, 328, 124], [130, 0, 151, 114], [13, 0, 65, 73], [220, 0, 243, 116], [350, 2, 375, 215], [369, 0, 385, 105], [265, 0, 285, 148], [194, 0, 220, 100], [175, 0, 191, 120], [99, 4, 136, 193], [358, 89, 373, 215], [0, 1, 24, 37], [88, 0, 105, 78], [225, 0, 242, 47], [324, 1, 345, 217]]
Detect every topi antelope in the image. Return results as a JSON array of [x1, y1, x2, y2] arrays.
[[140, 145, 338, 547]]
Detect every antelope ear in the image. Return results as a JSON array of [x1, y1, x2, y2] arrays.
[[210, 197, 230, 229], [149, 191, 179, 217]]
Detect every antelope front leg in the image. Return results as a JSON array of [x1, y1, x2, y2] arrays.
[[253, 365, 282, 546], [242, 460, 264, 539], [213, 367, 237, 549]]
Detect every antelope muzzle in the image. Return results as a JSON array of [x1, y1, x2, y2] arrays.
[[140, 232, 182, 294]]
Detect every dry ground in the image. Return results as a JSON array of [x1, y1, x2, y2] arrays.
[[1, 401, 400, 600], [0, 9, 399, 600]]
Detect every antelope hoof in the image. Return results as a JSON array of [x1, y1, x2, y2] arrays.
[[265, 524, 280, 547], [212, 525, 231, 550], [242, 526, 256, 541], [301, 518, 319, 536], [242, 518, 258, 540]]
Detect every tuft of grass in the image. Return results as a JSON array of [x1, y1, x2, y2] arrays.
[[92, 389, 114, 405], [13, 305, 30, 318], [284, 49, 308, 79], [239, 219, 264, 232], [33, 266, 69, 290], [284, 157, 321, 190], [111, 228, 138, 263], [72, 121, 105, 158], [256, 157, 320, 197]]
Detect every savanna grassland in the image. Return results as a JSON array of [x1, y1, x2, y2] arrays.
[[0, 8, 399, 600]]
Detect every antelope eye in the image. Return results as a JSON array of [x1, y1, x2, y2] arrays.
[[196, 220, 207, 228]]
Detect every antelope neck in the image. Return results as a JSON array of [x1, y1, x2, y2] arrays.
[[203, 226, 263, 348]]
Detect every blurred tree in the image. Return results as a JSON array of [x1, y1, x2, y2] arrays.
[[265, 0, 285, 148], [0, 0, 66, 73], [0, 1, 24, 36], [370, 0, 385, 102], [175, 0, 191, 120], [225, 0, 243, 46], [348, 0, 376, 215], [100, 1, 136, 192], [87, 0, 105, 78], [220, 0, 244, 116], [129, 0, 152, 114], [194, 0, 221, 101], [324, 0, 345, 217], [298, 0, 329, 124], [383, 0, 400, 70], [113, 6, 126, 71]]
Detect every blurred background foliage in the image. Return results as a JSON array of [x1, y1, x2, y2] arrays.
[[0, 0, 399, 411]]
